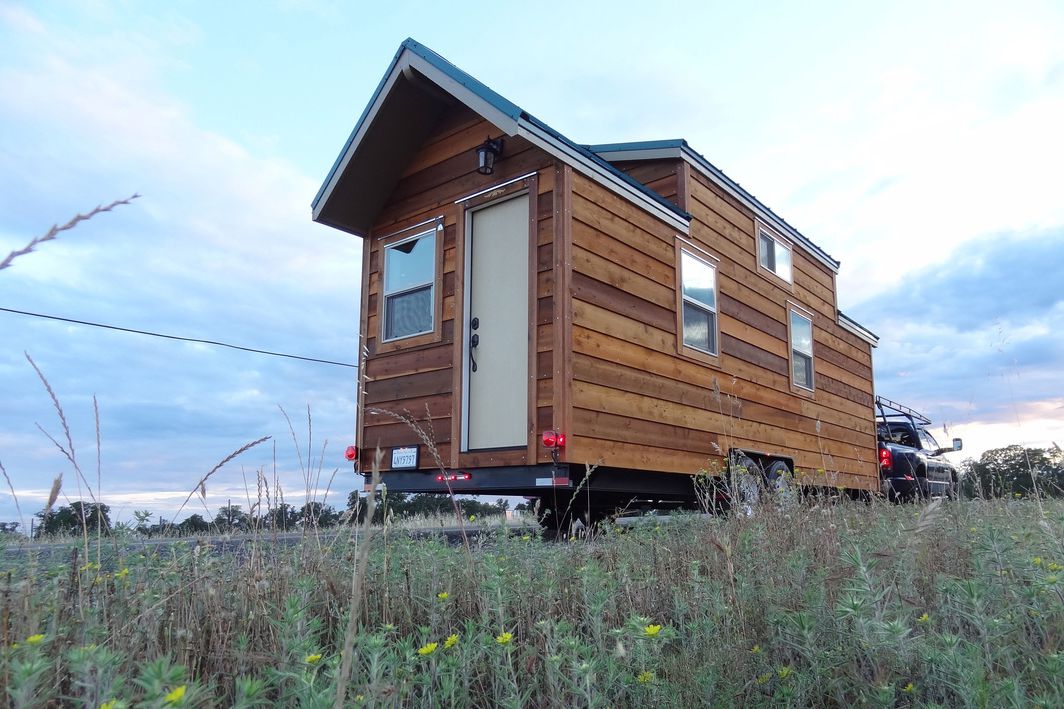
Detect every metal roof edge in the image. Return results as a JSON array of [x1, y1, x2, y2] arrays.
[[677, 143, 840, 272], [314, 40, 688, 235], [312, 41, 409, 213], [838, 311, 879, 346], [519, 118, 690, 233], [587, 139, 686, 153], [584, 139, 841, 273]]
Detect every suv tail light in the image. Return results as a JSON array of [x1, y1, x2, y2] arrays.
[[878, 446, 892, 472]]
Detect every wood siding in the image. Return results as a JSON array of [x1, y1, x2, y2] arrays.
[[611, 159, 683, 208], [565, 168, 878, 490], [358, 104, 556, 471]]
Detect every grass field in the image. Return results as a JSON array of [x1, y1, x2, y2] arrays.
[[2, 496, 1062, 708]]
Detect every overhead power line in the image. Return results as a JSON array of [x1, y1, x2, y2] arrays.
[[0, 306, 358, 369]]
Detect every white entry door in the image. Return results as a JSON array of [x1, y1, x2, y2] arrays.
[[464, 195, 529, 450]]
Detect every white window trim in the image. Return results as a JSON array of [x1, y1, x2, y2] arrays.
[[788, 306, 815, 392], [680, 247, 719, 357], [381, 228, 437, 343], [757, 221, 793, 284]]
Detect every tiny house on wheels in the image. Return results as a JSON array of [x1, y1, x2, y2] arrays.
[[313, 39, 880, 523]]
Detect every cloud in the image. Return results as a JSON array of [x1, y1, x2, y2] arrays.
[[850, 229, 1064, 455], [0, 7, 361, 524]]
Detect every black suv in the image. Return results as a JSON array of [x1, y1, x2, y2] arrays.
[[876, 396, 963, 501]]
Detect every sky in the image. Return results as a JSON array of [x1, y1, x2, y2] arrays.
[[1, 0, 1062, 528]]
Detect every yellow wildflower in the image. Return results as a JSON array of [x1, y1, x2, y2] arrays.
[[916, 613, 930, 623], [1048, 562, 1063, 572], [521, 534, 531, 541], [643, 624, 663, 638], [1033, 557, 1043, 566], [750, 644, 762, 654], [100, 700, 118, 709], [777, 666, 793, 679], [496, 631, 513, 645], [444, 633, 459, 649], [304, 653, 322, 664], [902, 682, 915, 693], [468, 515, 476, 522], [437, 591, 449, 600], [417, 642, 438, 656], [636, 670, 655, 684], [164, 685, 186, 704], [116, 567, 130, 579], [1047, 575, 1059, 584], [25, 634, 45, 645], [755, 672, 772, 685]]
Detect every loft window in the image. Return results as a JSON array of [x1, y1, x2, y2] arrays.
[[382, 230, 436, 341], [758, 224, 792, 283], [680, 249, 718, 356], [789, 308, 814, 391]]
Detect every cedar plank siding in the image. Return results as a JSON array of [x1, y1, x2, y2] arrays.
[[566, 167, 878, 491], [610, 160, 683, 208], [359, 104, 556, 471]]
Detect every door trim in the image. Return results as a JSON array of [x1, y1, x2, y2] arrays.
[[451, 173, 539, 466]]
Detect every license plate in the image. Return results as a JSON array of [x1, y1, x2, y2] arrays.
[[391, 446, 419, 470]]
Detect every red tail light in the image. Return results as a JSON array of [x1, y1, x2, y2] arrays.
[[878, 447, 892, 472], [344, 445, 359, 462], [542, 430, 566, 448]]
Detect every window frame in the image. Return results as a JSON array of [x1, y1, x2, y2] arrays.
[[787, 303, 815, 394], [756, 220, 794, 286], [674, 239, 721, 365], [377, 218, 445, 351]]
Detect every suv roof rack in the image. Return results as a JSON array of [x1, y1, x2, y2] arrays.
[[875, 396, 931, 426]]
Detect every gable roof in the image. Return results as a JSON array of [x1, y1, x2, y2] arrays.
[[313, 39, 689, 236], [589, 140, 840, 272]]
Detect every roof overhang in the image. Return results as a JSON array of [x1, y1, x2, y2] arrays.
[[314, 40, 690, 237], [838, 311, 879, 346], [590, 140, 840, 273]]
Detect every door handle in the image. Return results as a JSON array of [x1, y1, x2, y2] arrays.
[[470, 332, 479, 372]]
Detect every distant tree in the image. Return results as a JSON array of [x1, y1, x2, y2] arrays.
[[961, 445, 1064, 498], [300, 502, 339, 528], [263, 503, 299, 531], [344, 491, 510, 522], [34, 502, 112, 538], [213, 504, 249, 532], [0, 521, 21, 536], [177, 514, 210, 535]]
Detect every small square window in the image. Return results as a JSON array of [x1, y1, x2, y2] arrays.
[[382, 230, 436, 341], [680, 249, 718, 356], [789, 309, 814, 391], [758, 226, 792, 283]]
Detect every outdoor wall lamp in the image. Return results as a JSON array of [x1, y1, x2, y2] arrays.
[[476, 138, 504, 175]]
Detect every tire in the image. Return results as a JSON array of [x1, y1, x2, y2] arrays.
[[731, 454, 764, 515], [763, 460, 798, 508]]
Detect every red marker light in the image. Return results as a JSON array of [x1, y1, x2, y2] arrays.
[[542, 430, 566, 448], [436, 472, 472, 482], [344, 445, 359, 462]]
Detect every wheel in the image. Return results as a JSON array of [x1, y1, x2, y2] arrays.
[[763, 460, 797, 508], [731, 454, 764, 515]]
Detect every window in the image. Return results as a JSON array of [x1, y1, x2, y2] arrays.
[[382, 229, 436, 341], [789, 308, 814, 391], [680, 249, 718, 356], [758, 224, 792, 283]]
